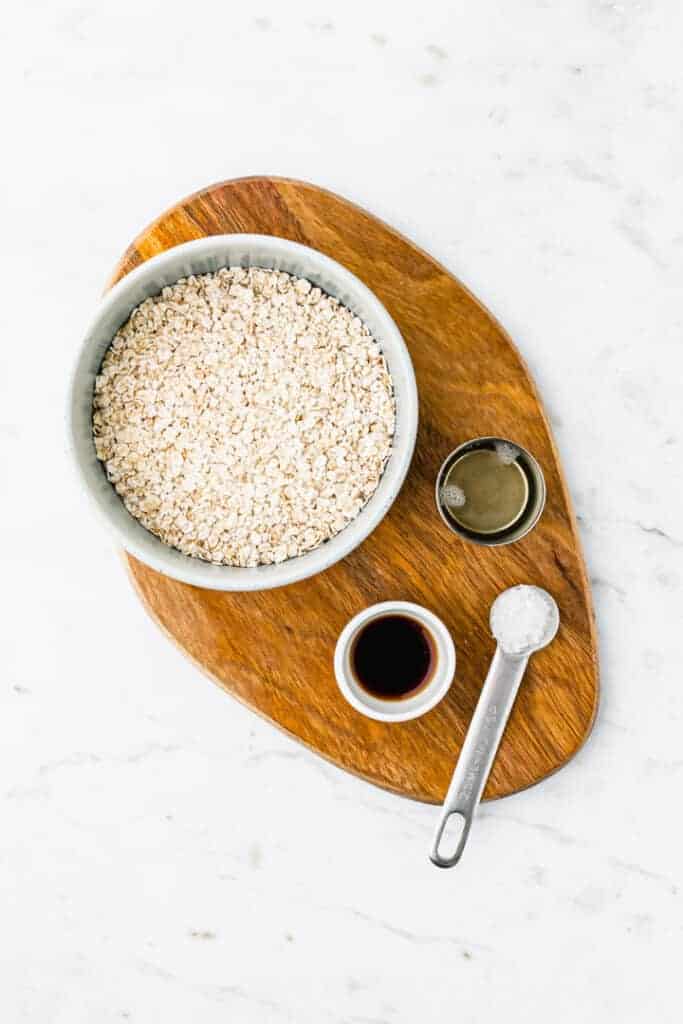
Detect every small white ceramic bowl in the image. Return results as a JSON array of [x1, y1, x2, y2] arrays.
[[68, 235, 418, 591], [334, 601, 456, 723]]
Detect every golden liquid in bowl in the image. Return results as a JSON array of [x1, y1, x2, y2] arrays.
[[443, 449, 529, 535]]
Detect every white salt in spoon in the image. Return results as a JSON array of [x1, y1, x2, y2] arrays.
[[430, 585, 559, 868]]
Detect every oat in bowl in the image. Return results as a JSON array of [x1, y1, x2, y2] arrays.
[[69, 235, 418, 591], [93, 267, 395, 568]]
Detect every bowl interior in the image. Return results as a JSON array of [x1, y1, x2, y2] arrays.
[[69, 235, 417, 590]]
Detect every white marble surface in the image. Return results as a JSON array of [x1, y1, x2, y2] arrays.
[[3, 1, 682, 1020]]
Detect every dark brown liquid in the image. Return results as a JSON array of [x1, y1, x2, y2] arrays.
[[351, 615, 435, 700]]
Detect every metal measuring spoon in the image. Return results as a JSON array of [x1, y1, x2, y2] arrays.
[[430, 585, 559, 868]]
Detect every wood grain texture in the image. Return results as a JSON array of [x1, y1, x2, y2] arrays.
[[110, 176, 599, 803]]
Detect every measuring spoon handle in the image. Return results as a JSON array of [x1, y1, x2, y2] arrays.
[[430, 647, 529, 868]]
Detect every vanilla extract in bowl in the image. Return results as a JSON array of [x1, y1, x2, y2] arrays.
[[350, 614, 436, 700]]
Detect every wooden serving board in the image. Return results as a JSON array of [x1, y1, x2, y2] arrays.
[[111, 177, 599, 803]]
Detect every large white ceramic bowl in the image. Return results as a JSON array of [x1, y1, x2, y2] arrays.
[[68, 234, 418, 591]]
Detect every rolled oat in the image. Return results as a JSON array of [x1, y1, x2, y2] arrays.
[[92, 267, 395, 567]]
